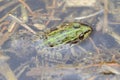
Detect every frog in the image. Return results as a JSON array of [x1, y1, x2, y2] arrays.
[[41, 22, 92, 47]]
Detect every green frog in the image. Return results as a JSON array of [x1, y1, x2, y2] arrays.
[[42, 22, 92, 47]]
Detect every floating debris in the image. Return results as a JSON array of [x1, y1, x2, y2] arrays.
[[33, 23, 46, 30], [65, 0, 97, 7], [8, 14, 36, 34]]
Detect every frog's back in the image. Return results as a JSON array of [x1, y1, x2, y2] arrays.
[[43, 22, 92, 47]]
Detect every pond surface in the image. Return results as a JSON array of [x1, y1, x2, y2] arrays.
[[0, 0, 120, 80]]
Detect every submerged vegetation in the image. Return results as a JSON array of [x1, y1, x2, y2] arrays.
[[0, 0, 120, 80]]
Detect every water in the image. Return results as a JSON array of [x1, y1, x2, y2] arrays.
[[0, 0, 120, 80]]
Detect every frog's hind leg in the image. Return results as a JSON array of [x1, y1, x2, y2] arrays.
[[46, 43, 71, 52]]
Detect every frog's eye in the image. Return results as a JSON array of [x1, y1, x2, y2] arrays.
[[73, 23, 80, 28], [79, 33, 84, 40]]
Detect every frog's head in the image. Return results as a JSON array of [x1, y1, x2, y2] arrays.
[[72, 22, 92, 40]]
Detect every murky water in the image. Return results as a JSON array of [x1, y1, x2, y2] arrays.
[[0, 0, 120, 80]]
